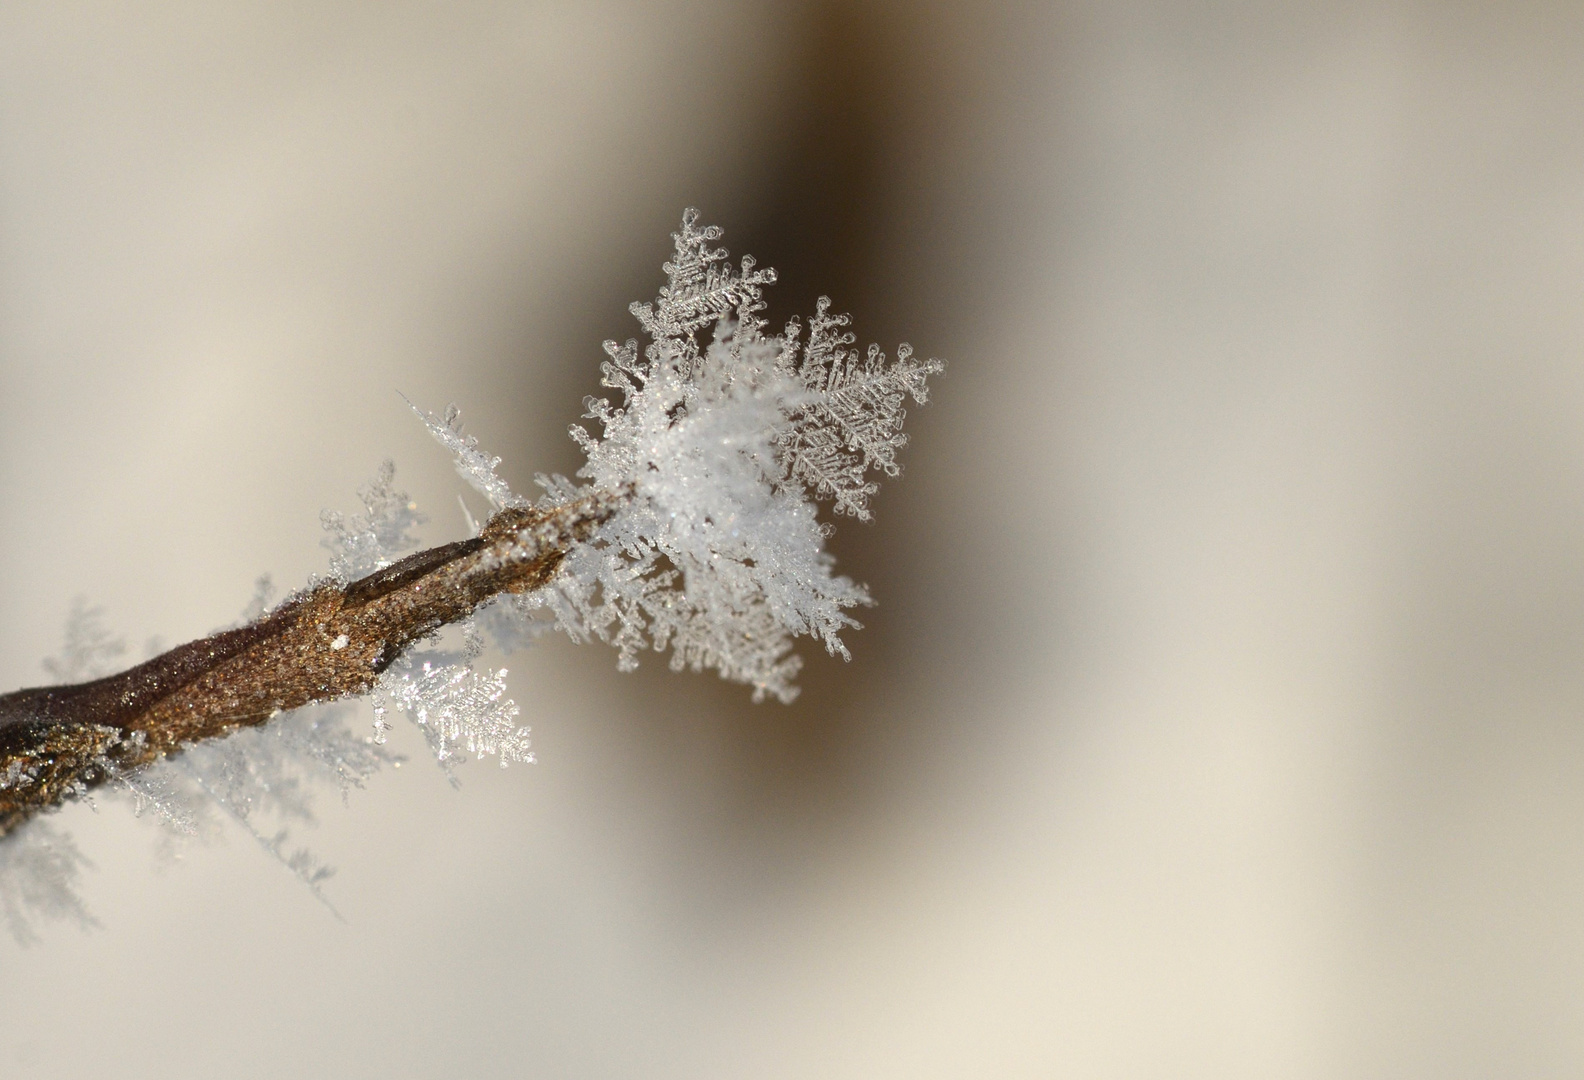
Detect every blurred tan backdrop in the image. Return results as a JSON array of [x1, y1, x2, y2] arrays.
[[4, 2, 1584, 1076]]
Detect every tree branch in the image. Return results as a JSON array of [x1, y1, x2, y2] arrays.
[[0, 491, 620, 837]]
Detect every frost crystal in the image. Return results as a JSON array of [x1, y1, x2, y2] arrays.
[[480, 208, 943, 702], [317, 460, 535, 777], [373, 649, 534, 769], [409, 400, 528, 511], [42, 598, 126, 683], [169, 703, 398, 908], [778, 299, 943, 521], [321, 459, 427, 582], [237, 574, 276, 625], [0, 757, 39, 793], [0, 820, 97, 944], [118, 763, 200, 836]]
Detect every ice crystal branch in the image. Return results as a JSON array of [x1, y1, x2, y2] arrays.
[[0, 209, 941, 937], [0, 493, 616, 838]]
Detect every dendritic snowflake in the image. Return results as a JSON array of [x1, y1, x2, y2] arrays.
[[171, 702, 396, 911], [106, 701, 400, 918], [457, 208, 944, 702], [411, 399, 529, 513]]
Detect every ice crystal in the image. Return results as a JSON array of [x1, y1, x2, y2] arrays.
[[777, 299, 943, 521], [473, 594, 554, 654], [1, 757, 39, 793], [180, 705, 391, 823], [458, 208, 943, 702], [42, 597, 126, 683], [409, 400, 528, 512], [315, 457, 534, 779], [236, 574, 276, 626], [321, 459, 427, 582], [59, 576, 406, 897], [0, 209, 940, 930], [0, 820, 96, 944], [373, 648, 534, 769], [118, 763, 200, 836], [168, 703, 396, 907]]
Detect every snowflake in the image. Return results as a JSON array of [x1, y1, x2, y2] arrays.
[[448, 208, 944, 702], [408, 400, 528, 513]]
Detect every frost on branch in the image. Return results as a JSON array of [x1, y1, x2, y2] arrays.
[[393, 210, 941, 704], [321, 459, 427, 582], [0, 208, 940, 932], [172, 703, 396, 907], [373, 649, 534, 770], [110, 700, 400, 915], [494, 208, 944, 702], [409, 399, 528, 512]]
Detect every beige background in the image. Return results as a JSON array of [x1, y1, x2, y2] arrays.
[[4, 2, 1584, 1076]]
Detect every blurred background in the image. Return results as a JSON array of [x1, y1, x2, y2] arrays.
[[4, 1, 1584, 1075]]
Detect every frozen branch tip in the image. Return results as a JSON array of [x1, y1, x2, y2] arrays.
[[0, 210, 942, 939]]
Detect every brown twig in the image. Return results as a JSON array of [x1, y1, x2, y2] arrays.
[[0, 491, 619, 838]]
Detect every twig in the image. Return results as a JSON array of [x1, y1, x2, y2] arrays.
[[0, 491, 619, 838]]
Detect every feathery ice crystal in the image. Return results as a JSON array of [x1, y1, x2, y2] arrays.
[[0, 209, 941, 937], [471, 208, 943, 702]]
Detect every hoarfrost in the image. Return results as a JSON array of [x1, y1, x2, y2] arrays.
[[473, 594, 555, 654], [236, 574, 277, 625], [0, 820, 97, 945], [408, 400, 527, 511], [0, 209, 940, 927], [373, 648, 534, 769], [321, 459, 427, 582], [118, 763, 200, 836], [42, 598, 126, 683], [169, 703, 398, 910], [476, 208, 943, 701]]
